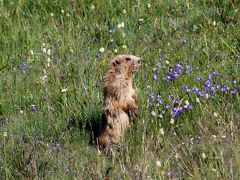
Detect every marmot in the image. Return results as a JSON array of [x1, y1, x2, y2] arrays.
[[96, 54, 142, 149]]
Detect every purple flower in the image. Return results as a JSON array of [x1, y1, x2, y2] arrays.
[[175, 64, 184, 69], [210, 85, 216, 92], [146, 85, 151, 90], [152, 67, 157, 72], [85, 50, 90, 56], [182, 85, 189, 90], [166, 103, 171, 109], [232, 80, 237, 86], [231, 89, 237, 94], [169, 94, 174, 100], [94, 53, 99, 60], [64, 167, 70, 173], [196, 75, 202, 80], [204, 79, 211, 88], [156, 95, 162, 104], [194, 66, 199, 71], [108, 28, 115, 33], [159, 55, 164, 61], [186, 64, 191, 69], [157, 63, 161, 67], [217, 85, 221, 89], [152, 74, 157, 81], [174, 99, 179, 105], [149, 93, 154, 99], [56, 143, 63, 151]]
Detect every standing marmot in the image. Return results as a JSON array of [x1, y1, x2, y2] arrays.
[[96, 54, 142, 149]]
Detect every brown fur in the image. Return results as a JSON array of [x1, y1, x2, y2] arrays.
[[96, 54, 142, 149]]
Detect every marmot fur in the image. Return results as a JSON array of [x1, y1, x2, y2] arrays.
[[96, 54, 142, 149]]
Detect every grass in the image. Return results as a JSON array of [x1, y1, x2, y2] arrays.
[[0, 0, 240, 179]]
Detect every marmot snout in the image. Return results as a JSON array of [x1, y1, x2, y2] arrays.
[[96, 54, 142, 149]]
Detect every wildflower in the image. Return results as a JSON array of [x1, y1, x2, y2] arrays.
[[121, 32, 126, 38], [152, 74, 157, 81], [138, 18, 144, 22], [134, 4, 138, 11], [40, 75, 47, 81], [213, 112, 218, 117], [19, 110, 24, 115], [90, 4, 95, 10], [66, 13, 70, 17], [205, 93, 209, 99], [147, 3, 151, 8], [114, 49, 118, 53], [30, 50, 34, 55], [83, 86, 88, 91], [42, 48, 47, 53], [64, 167, 70, 173], [159, 128, 164, 135], [156, 95, 162, 104], [70, 48, 73, 53], [165, 60, 169, 64], [166, 103, 171, 109], [169, 94, 174, 100], [146, 85, 151, 90], [47, 58, 51, 67], [61, 9, 64, 14], [181, 39, 187, 45], [122, 9, 127, 14], [56, 143, 63, 151], [122, 45, 127, 49], [109, 39, 114, 44], [117, 22, 124, 28], [108, 28, 115, 33], [212, 20, 216, 26], [151, 111, 157, 117], [3, 132, 7, 137], [61, 88, 68, 93], [185, 100, 189, 105], [30, 104, 37, 111], [170, 118, 175, 124], [196, 97, 200, 103], [94, 53, 99, 60], [201, 153, 206, 159], [212, 135, 217, 139], [196, 75, 201, 80], [99, 47, 105, 53], [158, 114, 163, 118], [156, 160, 161, 167], [47, 49, 51, 55], [50, 13, 54, 17]]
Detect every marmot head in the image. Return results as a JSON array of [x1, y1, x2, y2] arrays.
[[110, 54, 142, 76]]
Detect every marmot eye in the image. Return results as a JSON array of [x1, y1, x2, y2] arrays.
[[126, 57, 131, 61]]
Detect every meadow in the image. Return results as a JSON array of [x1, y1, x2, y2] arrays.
[[0, 0, 240, 179]]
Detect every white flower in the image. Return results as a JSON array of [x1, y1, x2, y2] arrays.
[[114, 49, 118, 53], [47, 57, 51, 63], [147, 3, 151, 8], [151, 111, 157, 117], [185, 100, 189, 105], [70, 48, 73, 53], [213, 112, 218, 117], [66, 13, 70, 17], [170, 118, 175, 124], [42, 43, 46, 47], [117, 22, 124, 29], [122, 45, 127, 49], [61, 88, 68, 93], [123, 9, 127, 14], [158, 114, 163, 118], [40, 75, 47, 81], [121, 32, 126, 38], [156, 160, 161, 167], [30, 50, 34, 55], [212, 21, 216, 26], [159, 128, 164, 135], [61, 9, 64, 14], [201, 153, 206, 159], [139, 18, 144, 22], [165, 60, 169, 64], [3, 132, 7, 137], [205, 93, 209, 99], [90, 4, 95, 10], [50, 13, 54, 17], [212, 135, 217, 139], [42, 48, 47, 53], [196, 97, 200, 103], [99, 47, 105, 53], [47, 49, 51, 55], [19, 110, 24, 115]]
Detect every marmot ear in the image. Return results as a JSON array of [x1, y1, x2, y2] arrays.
[[112, 59, 120, 66]]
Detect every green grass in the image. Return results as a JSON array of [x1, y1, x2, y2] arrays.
[[0, 0, 240, 179]]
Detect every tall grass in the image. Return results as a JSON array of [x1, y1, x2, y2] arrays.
[[0, 0, 240, 179]]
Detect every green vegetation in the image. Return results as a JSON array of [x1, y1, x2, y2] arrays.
[[0, 0, 240, 179]]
